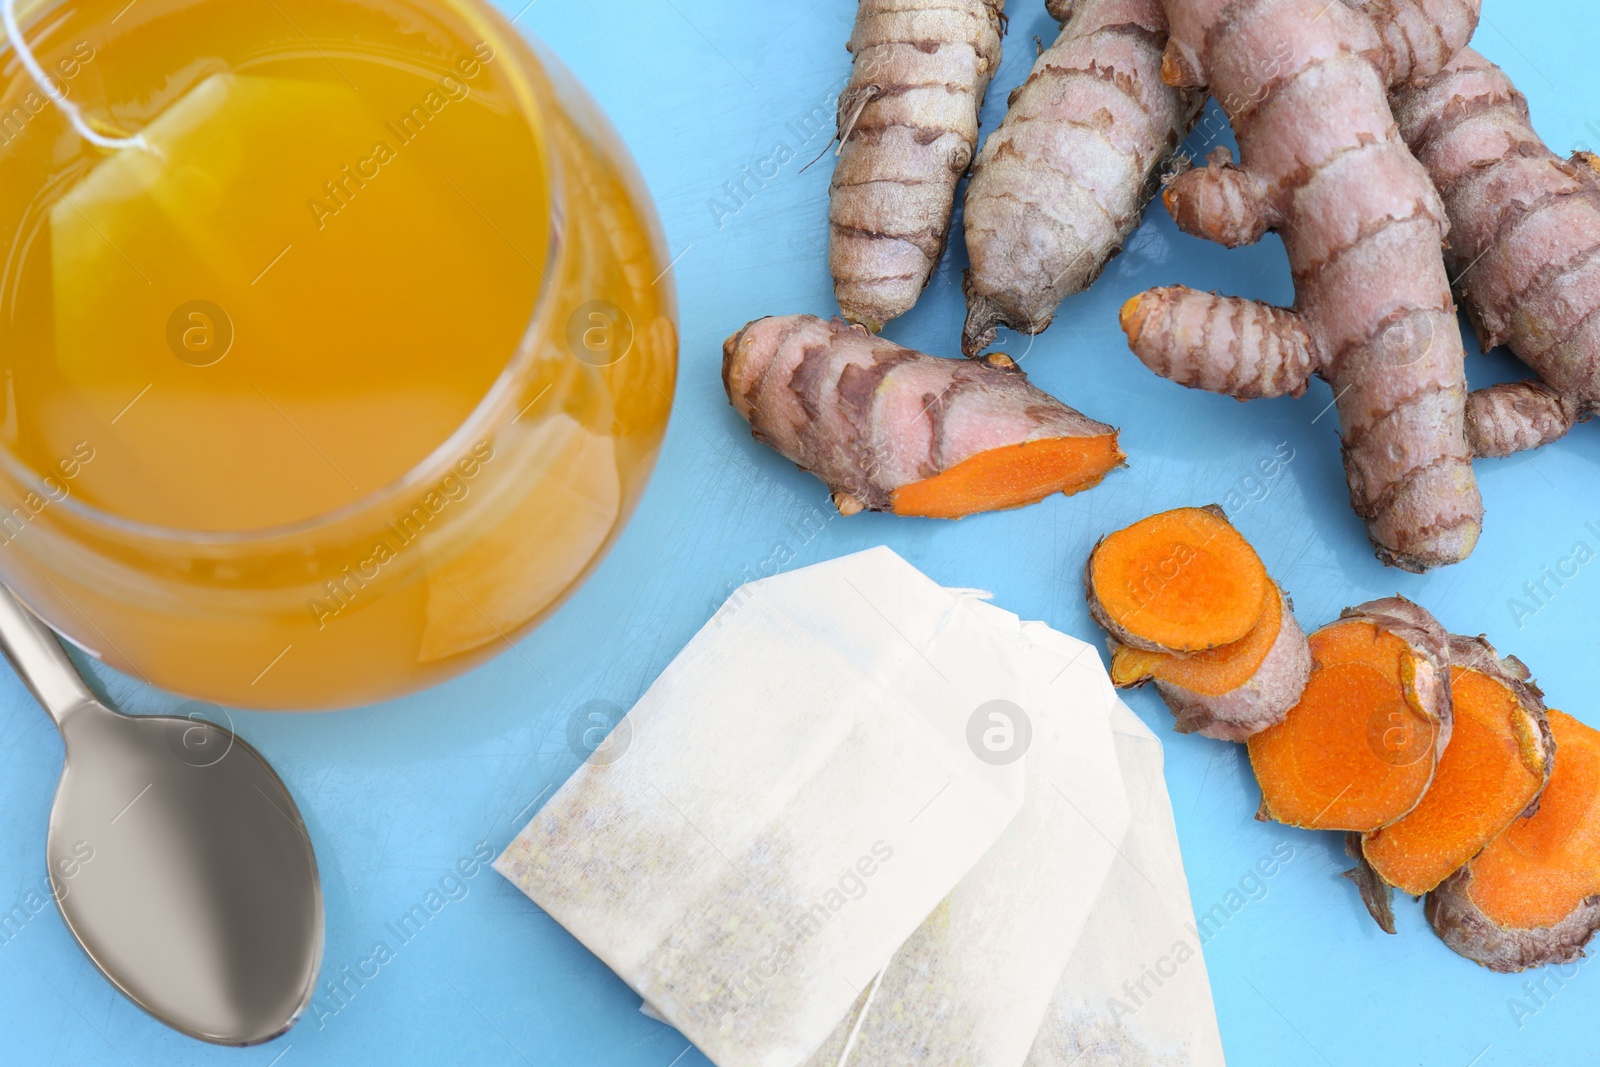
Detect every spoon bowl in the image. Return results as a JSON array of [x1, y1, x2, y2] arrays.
[[51, 708, 323, 1044], [1, 588, 323, 1045]]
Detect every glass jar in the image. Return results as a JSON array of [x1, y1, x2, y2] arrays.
[[0, 0, 676, 709]]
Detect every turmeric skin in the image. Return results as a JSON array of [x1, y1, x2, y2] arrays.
[[722, 315, 1123, 519]]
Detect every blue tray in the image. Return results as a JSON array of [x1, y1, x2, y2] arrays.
[[3, 1, 1597, 1063]]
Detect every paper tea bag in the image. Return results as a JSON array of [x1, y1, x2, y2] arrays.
[[1024, 701, 1227, 1067], [51, 70, 503, 435], [495, 547, 1035, 1067], [800, 599, 1131, 1067]]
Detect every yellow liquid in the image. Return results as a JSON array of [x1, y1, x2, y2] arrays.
[[0, 0, 676, 707]]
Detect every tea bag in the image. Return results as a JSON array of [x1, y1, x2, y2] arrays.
[[50, 70, 498, 459], [52, 75, 370, 368], [800, 600, 1131, 1067], [419, 412, 620, 662], [1023, 701, 1227, 1067], [495, 548, 1033, 1067]]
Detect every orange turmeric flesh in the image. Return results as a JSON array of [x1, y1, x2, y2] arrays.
[[1457, 710, 1600, 929], [1249, 616, 1447, 832], [1088, 506, 1268, 653], [891, 434, 1123, 519], [1111, 580, 1281, 696], [1362, 665, 1550, 895]]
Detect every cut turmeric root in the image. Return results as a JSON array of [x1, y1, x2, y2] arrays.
[[1089, 507, 1310, 740], [722, 315, 1123, 519], [1248, 598, 1453, 832], [1345, 636, 1554, 933], [1428, 710, 1600, 972], [1086, 506, 1268, 653]]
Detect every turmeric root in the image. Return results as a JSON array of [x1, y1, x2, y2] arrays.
[[959, 0, 1198, 355], [1466, 379, 1586, 460], [1392, 47, 1600, 456], [722, 315, 1123, 518], [1428, 710, 1600, 972], [1346, 635, 1554, 933], [1248, 597, 1453, 832], [1123, 0, 1485, 572], [830, 0, 1007, 331], [1087, 506, 1311, 740]]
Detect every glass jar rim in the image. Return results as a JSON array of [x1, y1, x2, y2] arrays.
[[0, 0, 565, 550]]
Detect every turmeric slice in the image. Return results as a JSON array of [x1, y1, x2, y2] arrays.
[[1428, 710, 1600, 972], [1108, 580, 1279, 690], [1346, 636, 1554, 933], [1247, 598, 1453, 832], [1086, 506, 1269, 654], [1110, 582, 1311, 742], [722, 315, 1124, 519]]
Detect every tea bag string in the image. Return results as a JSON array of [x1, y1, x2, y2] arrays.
[[2, 0, 148, 151], [833, 970, 883, 1067]]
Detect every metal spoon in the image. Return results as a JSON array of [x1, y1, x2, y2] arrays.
[[0, 586, 324, 1045]]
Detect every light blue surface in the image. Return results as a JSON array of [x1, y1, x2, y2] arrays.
[[4, 1, 1600, 1063]]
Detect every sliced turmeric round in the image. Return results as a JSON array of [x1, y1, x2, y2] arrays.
[[1087, 506, 1269, 653], [1428, 709, 1600, 972], [1247, 597, 1453, 832], [1110, 581, 1311, 742], [1363, 640, 1552, 890], [1344, 636, 1554, 932]]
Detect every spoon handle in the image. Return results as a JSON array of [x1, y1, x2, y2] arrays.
[[0, 585, 96, 727]]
